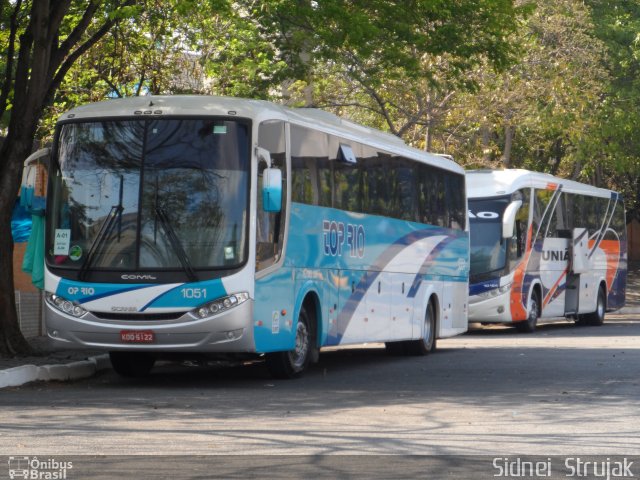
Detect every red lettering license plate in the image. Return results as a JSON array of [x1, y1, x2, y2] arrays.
[[120, 330, 155, 343]]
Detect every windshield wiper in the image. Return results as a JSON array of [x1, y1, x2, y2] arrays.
[[78, 204, 123, 280], [78, 175, 124, 280], [155, 206, 198, 282]]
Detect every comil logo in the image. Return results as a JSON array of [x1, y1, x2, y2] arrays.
[[8, 456, 73, 479]]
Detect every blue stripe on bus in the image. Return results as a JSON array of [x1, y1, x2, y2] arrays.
[[407, 235, 458, 298], [332, 229, 463, 343], [469, 280, 500, 296], [140, 279, 227, 311], [56, 280, 151, 304]]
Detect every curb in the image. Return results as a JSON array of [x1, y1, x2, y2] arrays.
[[0, 354, 110, 389]]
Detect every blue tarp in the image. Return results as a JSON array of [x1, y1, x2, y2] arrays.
[[11, 198, 32, 243]]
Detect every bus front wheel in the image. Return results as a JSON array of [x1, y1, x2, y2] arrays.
[[516, 289, 540, 333], [265, 306, 311, 379], [109, 351, 155, 378]]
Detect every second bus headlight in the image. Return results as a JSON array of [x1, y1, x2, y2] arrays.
[[477, 284, 511, 301], [191, 292, 250, 319]]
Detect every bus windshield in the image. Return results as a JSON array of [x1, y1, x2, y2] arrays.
[[47, 118, 250, 273], [468, 196, 511, 278]]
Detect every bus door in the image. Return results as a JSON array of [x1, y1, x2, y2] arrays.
[[565, 228, 589, 315], [539, 193, 570, 317]]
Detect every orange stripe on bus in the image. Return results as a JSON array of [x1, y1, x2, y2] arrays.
[[510, 225, 533, 322]]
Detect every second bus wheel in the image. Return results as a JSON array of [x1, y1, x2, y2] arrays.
[[405, 301, 436, 356], [109, 351, 156, 377], [266, 306, 311, 379], [516, 289, 540, 333], [583, 285, 606, 326]]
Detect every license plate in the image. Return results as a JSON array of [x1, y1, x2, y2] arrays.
[[120, 330, 155, 343]]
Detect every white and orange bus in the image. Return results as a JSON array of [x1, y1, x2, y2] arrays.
[[467, 169, 626, 332]]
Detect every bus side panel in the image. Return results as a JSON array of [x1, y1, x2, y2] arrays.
[[253, 267, 296, 353], [285, 203, 469, 346], [537, 237, 569, 317], [600, 236, 627, 311]]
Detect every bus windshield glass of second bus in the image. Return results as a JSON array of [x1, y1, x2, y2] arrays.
[[468, 195, 513, 280]]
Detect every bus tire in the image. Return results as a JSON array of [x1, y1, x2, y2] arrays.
[[405, 300, 436, 356], [584, 286, 606, 326], [516, 289, 540, 333], [109, 351, 155, 378], [265, 306, 311, 379]]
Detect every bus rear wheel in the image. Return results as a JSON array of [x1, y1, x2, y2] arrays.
[[516, 289, 539, 333], [405, 301, 436, 356], [583, 286, 606, 326], [266, 306, 311, 379], [109, 351, 156, 377]]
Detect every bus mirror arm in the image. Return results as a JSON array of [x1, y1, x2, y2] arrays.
[[502, 200, 522, 239], [255, 146, 272, 168]]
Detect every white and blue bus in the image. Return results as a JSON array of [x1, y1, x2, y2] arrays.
[[467, 169, 627, 332], [38, 96, 469, 378]]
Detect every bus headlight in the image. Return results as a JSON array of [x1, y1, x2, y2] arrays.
[[45, 293, 87, 318], [190, 292, 249, 319], [475, 284, 511, 301]]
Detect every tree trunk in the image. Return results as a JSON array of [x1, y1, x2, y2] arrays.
[[424, 118, 432, 152], [0, 1, 129, 357], [481, 120, 491, 164], [0, 126, 40, 356], [549, 138, 563, 175], [502, 124, 514, 168]]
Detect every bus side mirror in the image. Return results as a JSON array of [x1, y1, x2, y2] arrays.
[[256, 146, 282, 213], [262, 167, 282, 213], [502, 200, 522, 239]]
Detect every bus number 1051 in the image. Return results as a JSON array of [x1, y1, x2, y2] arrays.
[[181, 288, 207, 299]]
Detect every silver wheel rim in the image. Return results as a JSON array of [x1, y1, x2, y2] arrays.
[[288, 320, 309, 371], [424, 307, 433, 346], [529, 296, 538, 323], [597, 292, 605, 318]]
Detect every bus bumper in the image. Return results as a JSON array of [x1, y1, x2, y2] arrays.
[[45, 300, 256, 352], [468, 290, 514, 323]]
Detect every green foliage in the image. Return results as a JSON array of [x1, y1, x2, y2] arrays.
[[253, 0, 525, 91], [585, 0, 640, 213], [421, 1, 611, 175], [5, 0, 640, 214]]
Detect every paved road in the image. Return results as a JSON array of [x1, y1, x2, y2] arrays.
[[1, 317, 638, 457]]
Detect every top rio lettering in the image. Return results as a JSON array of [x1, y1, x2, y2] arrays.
[[322, 220, 365, 258]]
